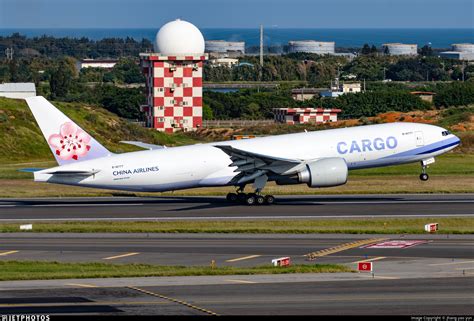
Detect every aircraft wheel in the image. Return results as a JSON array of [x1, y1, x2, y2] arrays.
[[255, 195, 265, 205], [245, 195, 256, 206], [419, 173, 429, 181], [226, 193, 238, 202], [264, 195, 275, 205], [237, 193, 247, 203]]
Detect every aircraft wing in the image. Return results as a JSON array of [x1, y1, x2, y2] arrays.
[[214, 145, 302, 185], [120, 141, 165, 150]]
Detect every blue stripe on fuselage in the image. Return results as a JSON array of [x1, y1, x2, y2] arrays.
[[382, 136, 460, 159]]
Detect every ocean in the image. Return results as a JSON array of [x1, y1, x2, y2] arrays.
[[0, 28, 472, 49]]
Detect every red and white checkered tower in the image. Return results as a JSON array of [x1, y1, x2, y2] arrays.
[[140, 19, 208, 133]]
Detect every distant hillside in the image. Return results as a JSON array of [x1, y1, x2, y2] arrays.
[[0, 97, 198, 161]]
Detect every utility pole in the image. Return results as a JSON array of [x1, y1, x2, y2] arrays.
[[260, 24, 263, 67], [5, 47, 13, 61], [259, 24, 263, 80]]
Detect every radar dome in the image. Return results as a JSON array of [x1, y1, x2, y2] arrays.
[[154, 19, 205, 55]]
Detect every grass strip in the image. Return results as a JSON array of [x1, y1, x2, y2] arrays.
[[0, 261, 351, 281], [1, 218, 472, 234]]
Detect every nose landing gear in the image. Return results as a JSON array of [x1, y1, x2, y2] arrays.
[[419, 158, 435, 181]]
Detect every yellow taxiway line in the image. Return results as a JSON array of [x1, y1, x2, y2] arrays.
[[0, 250, 19, 256], [226, 254, 261, 262], [103, 252, 140, 260], [65, 283, 99, 288], [351, 256, 387, 264], [304, 238, 387, 260]]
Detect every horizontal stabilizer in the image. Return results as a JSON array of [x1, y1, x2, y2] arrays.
[[120, 141, 165, 150], [18, 168, 44, 173], [44, 169, 101, 176]]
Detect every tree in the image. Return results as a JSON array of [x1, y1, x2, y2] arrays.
[[361, 44, 372, 55], [420, 45, 433, 56], [49, 59, 74, 99]]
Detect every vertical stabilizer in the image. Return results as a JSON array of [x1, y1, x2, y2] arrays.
[[25, 96, 111, 165]]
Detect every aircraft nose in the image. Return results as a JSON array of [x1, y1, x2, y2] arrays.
[[454, 134, 461, 145]]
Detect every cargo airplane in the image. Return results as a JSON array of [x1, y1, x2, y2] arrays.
[[23, 96, 460, 205]]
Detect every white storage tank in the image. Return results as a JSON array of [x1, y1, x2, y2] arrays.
[[288, 40, 335, 54], [452, 43, 474, 53], [383, 43, 418, 56], [205, 40, 245, 54]]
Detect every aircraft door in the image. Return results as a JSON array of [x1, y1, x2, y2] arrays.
[[415, 131, 424, 146]]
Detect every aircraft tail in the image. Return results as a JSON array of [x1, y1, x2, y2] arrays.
[[25, 96, 112, 165]]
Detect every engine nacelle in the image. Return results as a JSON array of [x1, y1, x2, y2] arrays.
[[298, 158, 348, 188]]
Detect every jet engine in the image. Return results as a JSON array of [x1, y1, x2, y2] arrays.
[[297, 158, 348, 187]]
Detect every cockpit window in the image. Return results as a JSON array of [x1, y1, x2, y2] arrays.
[[442, 130, 451, 136]]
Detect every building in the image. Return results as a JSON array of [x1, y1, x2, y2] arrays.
[[209, 58, 239, 68], [291, 88, 321, 101], [439, 43, 474, 61], [288, 41, 335, 55], [383, 43, 418, 56], [78, 59, 118, 69], [320, 79, 361, 98], [410, 91, 436, 103], [0, 83, 36, 99], [273, 107, 341, 124], [140, 19, 208, 133], [205, 40, 245, 56]]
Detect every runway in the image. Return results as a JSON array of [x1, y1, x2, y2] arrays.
[[0, 233, 473, 266], [0, 233, 472, 315], [0, 194, 473, 221]]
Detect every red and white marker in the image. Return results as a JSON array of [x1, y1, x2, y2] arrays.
[[424, 223, 438, 233], [358, 262, 373, 272], [272, 257, 291, 267]]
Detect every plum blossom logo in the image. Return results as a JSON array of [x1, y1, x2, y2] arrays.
[[48, 122, 91, 160]]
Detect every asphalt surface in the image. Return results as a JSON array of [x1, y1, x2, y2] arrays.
[[0, 277, 472, 315], [0, 233, 473, 266], [0, 194, 473, 221], [0, 233, 472, 315], [0, 193, 472, 315]]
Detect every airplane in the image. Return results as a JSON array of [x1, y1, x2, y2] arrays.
[[23, 96, 461, 206]]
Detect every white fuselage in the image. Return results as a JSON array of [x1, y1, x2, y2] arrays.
[[35, 122, 460, 192]]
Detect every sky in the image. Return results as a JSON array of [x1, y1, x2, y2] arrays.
[[0, 0, 473, 29]]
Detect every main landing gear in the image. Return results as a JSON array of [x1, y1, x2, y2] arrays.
[[226, 192, 275, 206]]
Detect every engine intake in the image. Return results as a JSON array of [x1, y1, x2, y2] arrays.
[[298, 158, 348, 188]]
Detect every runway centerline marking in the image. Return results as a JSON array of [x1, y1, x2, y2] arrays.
[[351, 256, 387, 264], [225, 279, 257, 284], [65, 283, 98, 288], [33, 203, 144, 207], [226, 255, 261, 262], [429, 260, 474, 266], [103, 252, 140, 260], [0, 250, 19, 256]]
